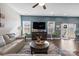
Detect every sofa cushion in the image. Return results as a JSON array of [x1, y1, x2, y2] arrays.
[[0, 39, 25, 55], [3, 35, 14, 44], [7, 33, 15, 38], [0, 36, 6, 47]]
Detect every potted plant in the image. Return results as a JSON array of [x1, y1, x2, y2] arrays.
[[52, 32, 60, 38]]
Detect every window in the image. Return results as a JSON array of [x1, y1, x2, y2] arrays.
[[47, 21, 55, 34], [23, 21, 31, 34]]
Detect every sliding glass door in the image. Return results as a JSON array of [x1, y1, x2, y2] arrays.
[[61, 23, 76, 39]]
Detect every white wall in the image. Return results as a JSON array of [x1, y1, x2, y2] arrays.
[[0, 3, 21, 36]]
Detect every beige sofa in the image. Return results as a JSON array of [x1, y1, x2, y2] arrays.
[[0, 34, 25, 55]]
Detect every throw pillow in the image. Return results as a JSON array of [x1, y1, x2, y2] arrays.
[[3, 35, 15, 44], [7, 33, 15, 38], [0, 36, 6, 47], [3, 35, 11, 44]]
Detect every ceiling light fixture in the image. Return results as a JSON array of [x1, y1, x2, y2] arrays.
[[32, 3, 46, 10], [39, 3, 45, 6]]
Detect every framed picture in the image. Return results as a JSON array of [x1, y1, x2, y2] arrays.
[[0, 13, 5, 27], [0, 23, 1, 27], [64, 25, 67, 28]]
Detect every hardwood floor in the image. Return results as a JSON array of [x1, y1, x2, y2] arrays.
[[26, 39, 79, 55], [49, 39, 79, 54]]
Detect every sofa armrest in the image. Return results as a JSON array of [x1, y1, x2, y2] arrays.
[[15, 35, 25, 39]]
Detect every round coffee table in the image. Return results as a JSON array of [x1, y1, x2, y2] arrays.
[[29, 41, 49, 54]]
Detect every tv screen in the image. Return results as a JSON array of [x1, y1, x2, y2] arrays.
[[33, 22, 45, 29]]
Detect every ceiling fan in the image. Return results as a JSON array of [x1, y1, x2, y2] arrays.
[[32, 3, 46, 10]]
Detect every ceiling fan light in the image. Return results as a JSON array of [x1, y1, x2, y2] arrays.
[[39, 3, 45, 6]]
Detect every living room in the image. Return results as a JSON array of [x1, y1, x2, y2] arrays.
[[1, 3, 79, 56]]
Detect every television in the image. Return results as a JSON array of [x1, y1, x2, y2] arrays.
[[33, 22, 45, 29]]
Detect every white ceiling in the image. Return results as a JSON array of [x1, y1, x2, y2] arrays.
[[6, 3, 79, 16]]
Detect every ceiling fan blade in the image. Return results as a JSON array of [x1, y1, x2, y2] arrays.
[[32, 3, 39, 8], [43, 5, 46, 10]]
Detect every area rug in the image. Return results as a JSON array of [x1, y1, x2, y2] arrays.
[[17, 41, 75, 56], [18, 41, 59, 54]]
